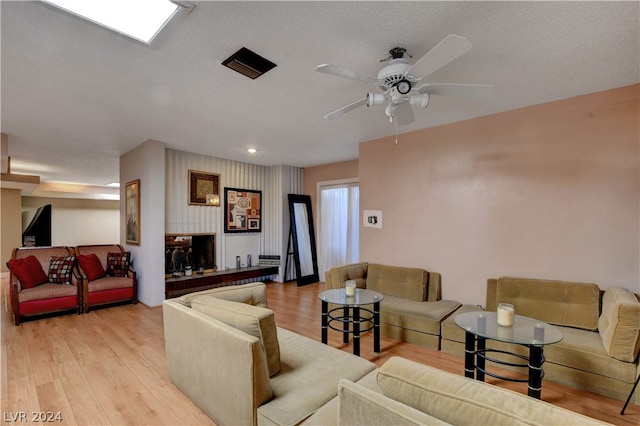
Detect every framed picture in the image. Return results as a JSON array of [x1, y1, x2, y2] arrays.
[[189, 170, 220, 206], [224, 188, 262, 233], [125, 179, 141, 245]]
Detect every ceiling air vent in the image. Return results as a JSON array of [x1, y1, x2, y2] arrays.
[[222, 47, 277, 79]]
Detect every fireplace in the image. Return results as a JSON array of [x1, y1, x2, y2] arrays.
[[165, 233, 216, 275]]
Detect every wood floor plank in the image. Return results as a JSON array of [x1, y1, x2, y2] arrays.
[[36, 379, 78, 425], [52, 360, 112, 425]]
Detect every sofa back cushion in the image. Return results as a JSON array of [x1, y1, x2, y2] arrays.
[[494, 277, 601, 330], [338, 378, 450, 426], [367, 264, 428, 302], [76, 244, 123, 270], [377, 357, 606, 426], [191, 295, 281, 376], [329, 262, 368, 290], [178, 281, 268, 308], [598, 286, 640, 362]]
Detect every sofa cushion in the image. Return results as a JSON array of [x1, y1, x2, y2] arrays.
[[106, 252, 130, 277], [178, 281, 268, 308], [77, 253, 106, 281], [495, 277, 600, 330], [381, 296, 461, 335], [486, 325, 637, 383], [337, 378, 451, 426], [191, 295, 281, 376], [48, 256, 75, 285], [258, 327, 376, 426], [366, 264, 428, 302], [377, 357, 606, 426], [18, 283, 78, 303], [598, 286, 640, 362], [8, 255, 49, 289], [87, 276, 133, 292], [304, 369, 380, 426], [330, 262, 368, 289]]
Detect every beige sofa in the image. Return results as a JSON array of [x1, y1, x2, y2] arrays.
[[441, 277, 640, 404], [162, 282, 609, 425], [324, 262, 461, 349], [335, 356, 609, 425], [162, 282, 377, 425]]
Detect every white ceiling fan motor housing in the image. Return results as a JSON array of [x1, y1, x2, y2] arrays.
[[377, 59, 416, 91]]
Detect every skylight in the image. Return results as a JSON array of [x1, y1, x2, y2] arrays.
[[43, 0, 180, 44]]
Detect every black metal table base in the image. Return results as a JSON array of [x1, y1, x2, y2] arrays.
[[464, 330, 545, 399], [321, 300, 381, 356], [620, 373, 640, 415]]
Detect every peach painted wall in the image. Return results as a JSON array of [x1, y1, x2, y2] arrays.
[[303, 159, 358, 236], [357, 85, 639, 305]]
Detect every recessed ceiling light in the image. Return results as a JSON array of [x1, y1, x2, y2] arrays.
[[247, 148, 257, 154], [42, 0, 181, 44]]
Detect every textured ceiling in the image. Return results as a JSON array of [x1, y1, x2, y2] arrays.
[[1, 1, 638, 193]]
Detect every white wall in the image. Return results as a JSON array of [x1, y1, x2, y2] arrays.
[[22, 197, 119, 246], [120, 140, 166, 307]]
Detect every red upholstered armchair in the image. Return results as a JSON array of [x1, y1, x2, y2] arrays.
[[75, 244, 137, 313], [7, 246, 82, 326]]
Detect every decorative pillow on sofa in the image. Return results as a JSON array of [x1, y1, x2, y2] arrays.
[[106, 252, 130, 277], [48, 256, 75, 285], [190, 295, 281, 377], [7, 255, 48, 289], [598, 286, 640, 362], [77, 253, 106, 281]]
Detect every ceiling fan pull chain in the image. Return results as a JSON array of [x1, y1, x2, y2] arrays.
[[394, 120, 399, 145]]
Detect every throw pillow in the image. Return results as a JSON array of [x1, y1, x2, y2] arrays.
[[106, 252, 130, 277], [191, 295, 281, 377], [598, 286, 640, 362], [48, 256, 76, 285], [7, 255, 49, 289], [77, 253, 106, 281]]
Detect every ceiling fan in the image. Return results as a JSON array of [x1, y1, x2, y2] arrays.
[[316, 35, 494, 125]]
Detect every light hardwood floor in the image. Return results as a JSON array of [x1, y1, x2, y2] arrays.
[[1, 280, 638, 425]]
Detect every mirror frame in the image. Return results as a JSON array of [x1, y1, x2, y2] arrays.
[[288, 194, 319, 286]]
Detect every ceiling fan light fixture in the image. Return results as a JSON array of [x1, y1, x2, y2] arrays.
[[366, 93, 386, 107], [395, 79, 412, 95], [410, 93, 430, 109], [384, 103, 398, 119]]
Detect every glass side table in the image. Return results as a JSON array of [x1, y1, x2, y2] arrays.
[[455, 311, 563, 399], [318, 288, 384, 356]]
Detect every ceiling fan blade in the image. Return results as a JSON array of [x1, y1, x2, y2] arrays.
[[406, 35, 473, 79], [324, 97, 367, 119], [316, 64, 379, 84], [417, 83, 495, 100], [396, 101, 415, 126]]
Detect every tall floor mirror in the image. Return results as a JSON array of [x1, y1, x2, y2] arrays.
[[288, 194, 319, 286]]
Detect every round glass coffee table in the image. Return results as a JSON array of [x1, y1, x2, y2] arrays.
[[455, 311, 563, 399], [318, 288, 384, 356]]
